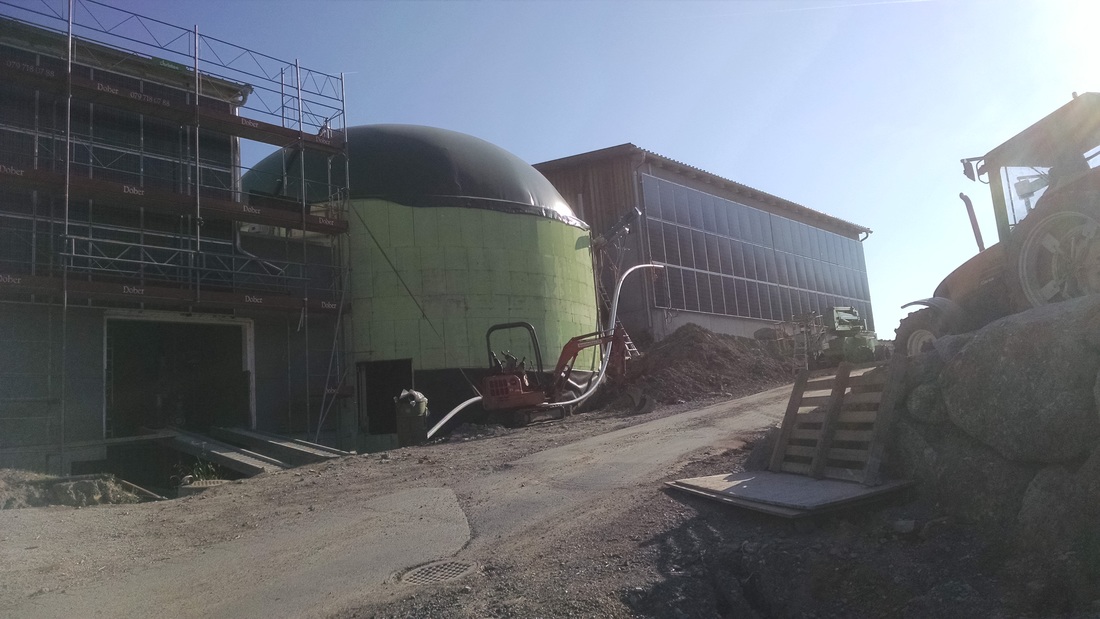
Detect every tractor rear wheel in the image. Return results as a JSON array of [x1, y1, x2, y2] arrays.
[[895, 308, 940, 357], [1012, 208, 1100, 308]]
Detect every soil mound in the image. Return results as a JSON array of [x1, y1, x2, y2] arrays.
[[1, 470, 141, 509], [627, 323, 796, 403]]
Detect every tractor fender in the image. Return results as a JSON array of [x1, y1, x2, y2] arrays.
[[900, 296, 964, 333]]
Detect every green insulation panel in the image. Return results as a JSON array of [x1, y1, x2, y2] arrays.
[[349, 199, 598, 372]]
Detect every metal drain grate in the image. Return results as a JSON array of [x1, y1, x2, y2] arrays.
[[401, 560, 477, 585]]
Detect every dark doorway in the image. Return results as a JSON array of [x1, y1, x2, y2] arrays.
[[357, 359, 413, 435], [107, 320, 248, 436]]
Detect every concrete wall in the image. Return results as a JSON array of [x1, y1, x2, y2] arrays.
[[648, 308, 764, 341], [253, 315, 292, 433], [0, 303, 105, 472], [0, 303, 339, 471], [65, 309, 105, 444], [234, 312, 339, 437], [0, 303, 60, 451]]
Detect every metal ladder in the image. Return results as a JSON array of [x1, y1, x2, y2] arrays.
[[598, 284, 641, 358], [617, 321, 641, 358], [791, 312, 823, 373], [793, 329, 810, 372]]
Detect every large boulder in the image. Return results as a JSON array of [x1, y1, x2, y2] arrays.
[[1016, 447, 1100, 607], [905, 383, 948, 425], [940, 296, 1100, 463], [888, 418, 1036, 529], [1018, 446, 1100, 550]]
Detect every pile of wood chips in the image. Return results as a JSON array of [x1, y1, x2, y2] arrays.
[[625, 323, 797, 404]]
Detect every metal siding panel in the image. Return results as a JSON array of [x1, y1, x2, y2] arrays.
[[714, 199, 730, 237], [667, 267, 685, 309], [731, 240, 746, 278], [734, 279, 750, 317], [676, 227, 694, 269], [721, 277, 737, 316], [710, 274, 725, 315], [718, 238, 733, 276], [648, 220, 666, 263], [692, 230, 708, 272], [705, 234, 721, 276], [687, 188, 703, 229], [696, 272, 712, 313]]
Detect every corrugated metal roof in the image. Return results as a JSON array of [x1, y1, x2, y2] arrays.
[[536, 143, 872, 236]]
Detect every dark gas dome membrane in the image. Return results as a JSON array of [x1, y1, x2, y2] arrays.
[[243, 124, 586, 229]]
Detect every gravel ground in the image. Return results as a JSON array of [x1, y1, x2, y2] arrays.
[[2, 395, 1096, 618], [3, 328, 1097, 619]]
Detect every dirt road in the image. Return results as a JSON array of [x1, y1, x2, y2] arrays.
[[1, 385, 791, 618]]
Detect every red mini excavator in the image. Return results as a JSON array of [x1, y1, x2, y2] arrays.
[[480, 321, 631, 426], [425, 263, 663, 439]]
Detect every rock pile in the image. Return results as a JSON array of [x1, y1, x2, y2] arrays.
[[1, 471, 140, 509], [889, 295, 1100, 610]]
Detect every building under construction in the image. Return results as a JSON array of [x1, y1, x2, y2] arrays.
[[0, 3, 349, 473], [0, 2, 601, 473], [0, 4, 872, 478]]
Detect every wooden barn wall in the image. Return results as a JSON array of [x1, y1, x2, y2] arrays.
[[538, 156, 638, 236]]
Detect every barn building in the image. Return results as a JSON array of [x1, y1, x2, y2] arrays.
[[534, 145, 874, 343]]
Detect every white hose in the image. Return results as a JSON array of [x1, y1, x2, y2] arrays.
[[425, 395, 483, 440], [537, 263, 664, 409]]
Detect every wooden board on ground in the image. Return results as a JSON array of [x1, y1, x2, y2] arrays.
[[666, 470, 913, 518]]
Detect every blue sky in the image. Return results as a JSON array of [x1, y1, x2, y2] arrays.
[[25, 0, 1098, 335]]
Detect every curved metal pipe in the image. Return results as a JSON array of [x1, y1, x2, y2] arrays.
[[425, 395, 483, 440], [538, 263, 664, 409], [427, 263, 664, 437]]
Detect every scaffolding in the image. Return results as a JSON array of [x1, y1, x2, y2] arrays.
[[0, 0, 350, 460], [754, 311, 827, 373], [790, 312, 826, 372]]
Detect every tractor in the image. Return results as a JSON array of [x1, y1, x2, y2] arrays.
[[817, 306, 879, 366], [896, 93, 1100, 354], [755, 306, 879, 369]]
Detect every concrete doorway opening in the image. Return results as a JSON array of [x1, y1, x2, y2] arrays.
[[358, 359, 413, 436], [106, 314, 253, 436]]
